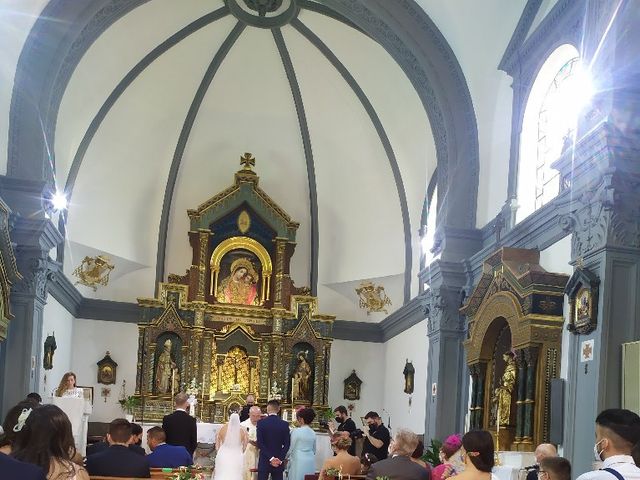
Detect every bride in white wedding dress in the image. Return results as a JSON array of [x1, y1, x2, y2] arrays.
[[213, 412, 248, 480]]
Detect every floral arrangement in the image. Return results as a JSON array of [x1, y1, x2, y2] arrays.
[[169, 466, 209, 480], [324, 467, 342, 479], [118, 395, 139, 415], [184, 378, 201, 396]]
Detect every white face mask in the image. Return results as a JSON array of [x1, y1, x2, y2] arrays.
[[594, 439, 604, 461]]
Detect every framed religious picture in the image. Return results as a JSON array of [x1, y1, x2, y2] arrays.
[[565, 265, 599, 335], [343, 370, 362, 401], [97, 351, 118, 385], [77, 386, 94, 405]]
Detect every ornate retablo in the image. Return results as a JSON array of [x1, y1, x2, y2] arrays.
[[133, 154, 335, 422], [461, 247, 568, 452]]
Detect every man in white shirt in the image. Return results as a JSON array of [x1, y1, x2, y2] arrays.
[[577, 409, 640, 480], [240, 406, 262, 480]]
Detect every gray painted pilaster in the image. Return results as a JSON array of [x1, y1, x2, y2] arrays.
[[0, 221, 61, 415], [423, 260, 470, 441]]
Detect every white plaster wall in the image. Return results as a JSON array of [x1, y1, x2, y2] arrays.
[[40, 297, 75, 398], [71, 319, 139, 422], [329, 339, 385, 425], [0, 0, 49, 174], [382, 320, 428, 435], [538, 236, 573, 380]]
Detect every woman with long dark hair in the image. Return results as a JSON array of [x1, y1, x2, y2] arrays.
[[454, 430, 497, 480], [11, 404, 89, 480], [55, 372, 83, 398], [0, 399, 38, 454]]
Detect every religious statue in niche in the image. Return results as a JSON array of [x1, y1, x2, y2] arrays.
[[492, 351, 516, 426], [216, 255, 261, 306], [155, 338, 180, 394], [291, 351, 312, 402], [343, 370, 362, 401], [403, 359, 415, 394], [43, 333, 57, 370]]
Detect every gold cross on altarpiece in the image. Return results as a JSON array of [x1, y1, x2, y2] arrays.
[[240, 153, 255, 170]]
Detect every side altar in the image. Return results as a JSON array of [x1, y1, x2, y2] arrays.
[[461, 248, 569, 452], [133, 154, 335, 422]]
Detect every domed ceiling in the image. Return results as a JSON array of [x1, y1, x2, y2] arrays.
[[54, 0, 437, 321]]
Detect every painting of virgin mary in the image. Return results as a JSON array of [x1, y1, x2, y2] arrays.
[[216, 254, 261, 305]]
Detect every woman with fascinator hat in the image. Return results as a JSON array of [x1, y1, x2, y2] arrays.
[[431, 434, 464, 480]]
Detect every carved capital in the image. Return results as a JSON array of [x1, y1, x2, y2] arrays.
[[12, 249, 51, 301], [425, 287, 465, 335]]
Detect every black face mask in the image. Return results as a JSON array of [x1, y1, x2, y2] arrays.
[[335, 416, 343, 423], [368, 423, 378, 432]]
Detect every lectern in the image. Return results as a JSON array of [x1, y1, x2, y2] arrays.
[[50, 396, 92, 456]]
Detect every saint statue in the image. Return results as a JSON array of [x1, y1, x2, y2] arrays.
[[291, 351, 312, 401], [216, 258, 260, 305], [493, 352, 516, 426], [156, 339, 178, 394]]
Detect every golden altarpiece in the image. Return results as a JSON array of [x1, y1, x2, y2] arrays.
[[461, 248, 568, 451], [133, 155, 334, 422]]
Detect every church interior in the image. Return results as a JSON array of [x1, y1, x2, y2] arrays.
[[1, 0, 639, 479]]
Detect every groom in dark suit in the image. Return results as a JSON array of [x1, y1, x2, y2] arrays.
[[256, 399, 290, 480]]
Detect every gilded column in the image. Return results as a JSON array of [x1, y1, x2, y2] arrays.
[[468, 364, 479, 428], [323, 343, 331, 405], [196, 229, 210, 301], [249, 358, 257, 394], [523, 347, 539, 446], [273, 238, 287, 306], [216, 356, 225, 394], [515, 349, 527, 444], [313, 352, 323, 406]]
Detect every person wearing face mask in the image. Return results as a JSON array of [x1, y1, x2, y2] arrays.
[[240, 394, 256, 423], [576, 409, 640, 480], [362, 411, 391, 461], [454, 430, 497, 480], [333, 406, 357, 456]]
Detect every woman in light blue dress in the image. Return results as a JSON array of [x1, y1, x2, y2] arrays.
[[287, 408, 317, 480]]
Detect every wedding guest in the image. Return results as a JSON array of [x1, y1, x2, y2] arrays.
[[0, 452, 46, 480], [256, 399, 290, 480], [0, 399, 38, 454], [163, 393, 197, 456], [26, 393, 42, 404], [85, 418, 150, 478], [362, 411, 391, 461], [241, 405, 262, 480], [411, 440, 431, 472], [539, 457, 571, 480], [576, 409, 640, 480], [240, 394, 256, 422], [55, 372, 83, 398], [526, 444, 557, 480], [365, 428, 428, 480], [319, 433, 361, 480], [431, 434, 463, 480], [146, 426, 193, 468], [453, 430, 495, 480], [333, 406, 357, 456], [287, 408, 317, 480], [360, 453, 379, 475], [11, 404, 89, 480], [129, 423, 145, 455]]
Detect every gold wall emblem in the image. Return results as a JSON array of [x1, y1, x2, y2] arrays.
[[73, 255, 114, 291], [238, 210, 251, 233], [356, 281, 391, 314]]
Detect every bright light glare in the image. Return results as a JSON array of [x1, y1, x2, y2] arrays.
[[51, 191, 68, 211], [554, 63, 594, 131]]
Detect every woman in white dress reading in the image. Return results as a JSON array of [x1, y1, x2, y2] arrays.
[[55, 372, 84, 398], [214, 412, 248, 480]]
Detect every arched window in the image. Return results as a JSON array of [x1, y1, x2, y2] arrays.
[[420, 180, 437, 291], [517, 44, 587, 222]]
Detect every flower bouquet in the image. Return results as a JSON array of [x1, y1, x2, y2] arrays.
[[169, 465, 209, 480]]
